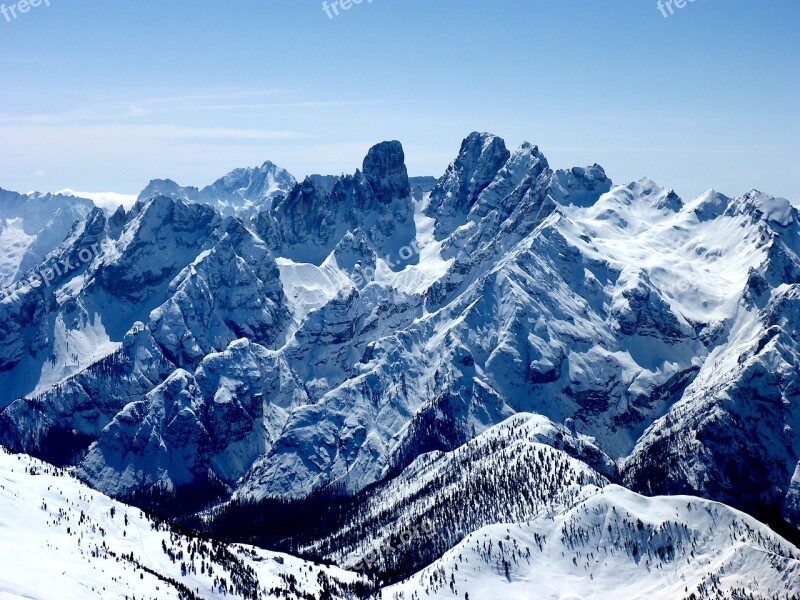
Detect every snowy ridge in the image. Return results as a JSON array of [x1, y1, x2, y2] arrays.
[[294, 413, 612, 576], [385, 484, 800, 599], [203, 414, 800, 596]]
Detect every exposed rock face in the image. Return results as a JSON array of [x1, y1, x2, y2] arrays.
[[550, 164, 612, 207], [425, 131, 511, 239], [362, 140, 411, 202], [75, 340, 308, 503], [263, 141, 416, 265], [0, 194, 291, 489], [148, 218, 290, 368]]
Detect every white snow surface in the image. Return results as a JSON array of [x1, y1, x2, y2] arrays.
[[0, 447, 363, 600], [0, 189, 94, 288], [0, 218, 36, 287], [385, 484, 800, 600], [372, 192, 453, 296], [4, 414, 797, 600]]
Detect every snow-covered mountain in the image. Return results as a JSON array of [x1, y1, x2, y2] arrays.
[[621, 190, 800, 530], [292, 413, 614, 577], [137, 160, 297, 220], [1, 132, 799, 596], [0, 188, 95, 288]]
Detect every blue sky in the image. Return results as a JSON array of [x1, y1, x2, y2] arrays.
[[0, 0, 798, 203]]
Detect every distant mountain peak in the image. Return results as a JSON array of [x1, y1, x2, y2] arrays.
[[727, 189, 797, 228], [136, 161, 297, 220]]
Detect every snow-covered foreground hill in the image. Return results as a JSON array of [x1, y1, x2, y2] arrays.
[[385, 485, 800, 599], [300, 414, 799, 598], [0, 446, 367, 600], [294, 413, 613, 578]]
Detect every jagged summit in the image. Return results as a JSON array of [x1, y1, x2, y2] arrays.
[[264, 140, 415, 265], [727, 189, 797, 227], [425, 131, 511, 238], [361, 140, 411, 202], [550, 163, 612, 207], [684, 188, 731, 221]]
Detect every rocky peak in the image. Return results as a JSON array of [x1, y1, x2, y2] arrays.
[[136, 162, 296, 220], [426, 132, 511, 238], [628, 178, 683, 212], [726, 190, 797, 229], [265, 143, 415, 265], [332, 230, 378, 284], [205, 160, 296, 205], [549, 163, 612, 207], [362, 140, 411, 203], [684, 189, 731, 222], [107, 204, 128, 236]]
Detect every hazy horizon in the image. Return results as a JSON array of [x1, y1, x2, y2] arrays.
[[1, 0, 798, 202]]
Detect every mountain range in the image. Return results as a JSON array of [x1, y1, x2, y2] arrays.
[[1, 132, 798, 598]]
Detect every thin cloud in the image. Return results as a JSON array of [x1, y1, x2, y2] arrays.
[[0, 92, 375, 126], [179, 100, 380, 111], [1, 123, 308, 141], [545, 147, 788, 155], [123, 125, 308, 141], [57, 189, 138, 212], [133, 88, 287, 105]]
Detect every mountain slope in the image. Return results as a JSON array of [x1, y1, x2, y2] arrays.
[[205, 414, 800, 596], [292, 413, 612, 579], [0, 446, 367, 600], [621, 191, 800, 529], [385, 484, 800, 599], [0, 195, 291, 490]]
